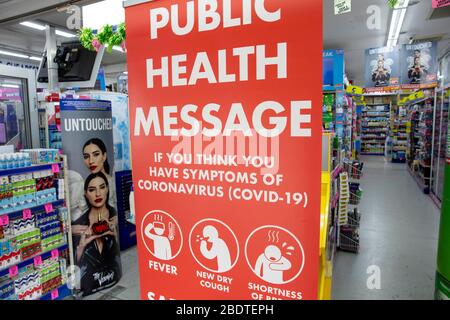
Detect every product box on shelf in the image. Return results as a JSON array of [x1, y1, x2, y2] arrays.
[[37, 257, 63, 295], [41, 234, 64, 252], [0, 275, 15, 300], [0, 236, 20, 269], [14, 270, 42, 300], [20, 242, 42, 260], [0, 248, 21, 269], [0, 158, 70, 300], [36, 189, 57, 205], [10, 215, 36, 236], [20, 149, 59, 165], [0, 153, 32, 170], [16, 228, 41, 250]]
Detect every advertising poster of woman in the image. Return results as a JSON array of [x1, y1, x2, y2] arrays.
[[400, 41, 438, 89], [60, 99, 122, 297], [364, 46, 400, 92]]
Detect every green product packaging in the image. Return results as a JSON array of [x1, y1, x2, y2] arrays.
[[436, 115, 450, 299]]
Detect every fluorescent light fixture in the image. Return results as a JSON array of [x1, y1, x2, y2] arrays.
[[0, 50, 29, 59], [0, 84, 20, 89], [29, 56, 42, 61], [55, 30, 76, 38], [386, 0, 410, 47], [20, 21, 46, 31], [20, 21, 76, 38], [83, 0, 125, 30]]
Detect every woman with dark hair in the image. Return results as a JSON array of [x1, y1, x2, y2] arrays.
[[83, 138, 112, 178], [408, 56, 428, 84], [72, 172, 122, 296], [70, 138, 117, 223], [372, 59, 390, 87]]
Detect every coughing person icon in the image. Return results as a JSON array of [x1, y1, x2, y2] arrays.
[[200, 225, 232, 273], [254, 245, 292, 284]]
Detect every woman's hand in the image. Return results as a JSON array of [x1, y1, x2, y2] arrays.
[[108, 215, 119, 229], [72, 225, 89, 236], [76, 228, 103, 261]]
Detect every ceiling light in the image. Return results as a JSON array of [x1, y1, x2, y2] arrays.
[[20, 21, 46, 31], [20, 21, 76, 38], [0, 84, 20, 89], [386, 0, 410, 47], [29, 56, 42, 61], [0, 50, 29, 59], [55, 30, 76, 38]]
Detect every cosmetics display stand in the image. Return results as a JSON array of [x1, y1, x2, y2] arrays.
[[0, 154, 73, 300]]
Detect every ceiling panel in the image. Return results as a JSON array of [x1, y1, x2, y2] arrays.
[[0, 1, 448, 81], [0, 0, 126, 69]]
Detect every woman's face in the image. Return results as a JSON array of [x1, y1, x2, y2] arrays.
[[85, 177, 108, 208], [414, 57, 420, 66], [83, 143, 106, 174]]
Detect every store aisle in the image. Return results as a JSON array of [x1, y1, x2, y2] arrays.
[[333, 156, 441, 300]]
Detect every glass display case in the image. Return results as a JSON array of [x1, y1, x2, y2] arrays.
[[0, 65, 38, 150]]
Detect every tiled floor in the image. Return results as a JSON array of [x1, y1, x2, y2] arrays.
[[332, 156, 441, 300], [74, 156, 441, 300]]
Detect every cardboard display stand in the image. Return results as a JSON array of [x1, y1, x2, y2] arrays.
[[125, 0, 323, 300]]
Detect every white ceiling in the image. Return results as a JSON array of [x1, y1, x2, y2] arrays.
[[0, 0, 126, 68], [324, 0, 450, 85]]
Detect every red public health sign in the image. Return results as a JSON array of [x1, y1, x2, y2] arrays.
[[125, 0, 323, 300]]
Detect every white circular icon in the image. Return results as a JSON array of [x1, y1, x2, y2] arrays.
[[245, 225, 305, 285], [140, 209, 183, 261], [189, 218, 239, 274]]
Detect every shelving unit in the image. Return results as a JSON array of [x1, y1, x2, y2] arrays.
[[430, 88, 449, 206], [389, 104, 409, 163], [361, 103, 390, 155], [342, 96, 355, 158], [407, 97, 435, 194], [0, 160, 72, 300], [323, 92, 335, 131], [319, 133, 339, 300]]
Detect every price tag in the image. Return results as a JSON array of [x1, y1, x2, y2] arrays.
[[9, 265, 18, 278], [23, 209, 32, 220], [52, 164, 60, 173], [51, 249, 59, 259], [45, 203, 53, 214], [34, 256, 42, 267], [0, 215, 9, 226], [51, 289, 59, 300]]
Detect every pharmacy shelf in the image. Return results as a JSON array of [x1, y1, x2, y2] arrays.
[[408, 165, 430, 194], [0, 243, 68, 278], [0, 199, 65, 218], [361, 152, 385, 155], [39, 284, 71, 301], [0, 162, 61, 177]]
